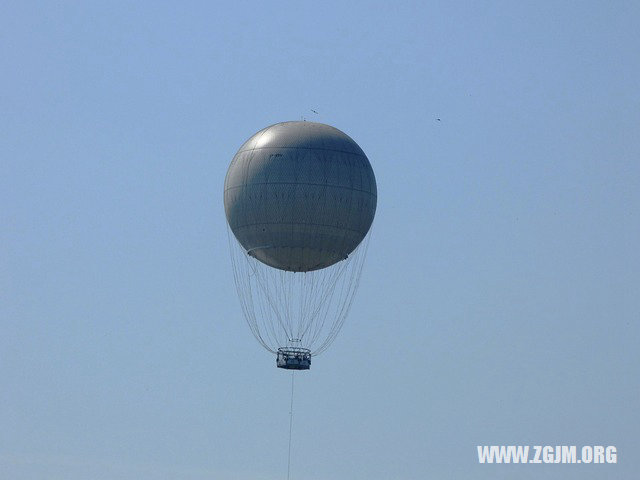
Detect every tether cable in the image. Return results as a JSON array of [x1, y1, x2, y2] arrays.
[[287, 371, 295, 480]]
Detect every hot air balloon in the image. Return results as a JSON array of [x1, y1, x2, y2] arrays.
[[224, 121, 377, 370]]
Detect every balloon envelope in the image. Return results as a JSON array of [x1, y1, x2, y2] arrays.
[[224, 121, 377, 272]]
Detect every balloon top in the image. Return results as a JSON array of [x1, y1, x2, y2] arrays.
[[235, 121, 367, 157]]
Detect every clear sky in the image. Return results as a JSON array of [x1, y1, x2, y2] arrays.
[[2, 1, 639, 479]]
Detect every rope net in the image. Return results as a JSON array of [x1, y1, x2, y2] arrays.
[[227, 226, 371, 356]]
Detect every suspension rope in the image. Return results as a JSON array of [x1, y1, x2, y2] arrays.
[[287, 371, 295, 480]]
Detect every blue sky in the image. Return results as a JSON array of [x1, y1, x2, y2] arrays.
[[2, 1, 639, 479]]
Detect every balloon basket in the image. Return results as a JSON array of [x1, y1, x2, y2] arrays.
[[276, 347, 311, 370]]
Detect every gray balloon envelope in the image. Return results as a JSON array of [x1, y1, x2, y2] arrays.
[[224, 121, 377, 272]]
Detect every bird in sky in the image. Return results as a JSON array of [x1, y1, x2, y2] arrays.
[[311, 109, 319, 114]]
